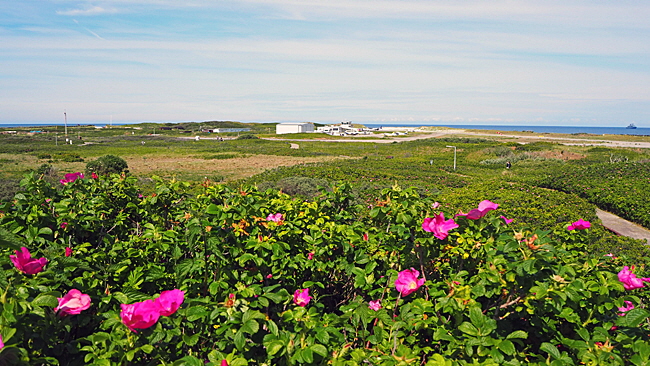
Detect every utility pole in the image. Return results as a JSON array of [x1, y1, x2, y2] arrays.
[[446, 145, 457, 170], [64, 111, 68, 138]]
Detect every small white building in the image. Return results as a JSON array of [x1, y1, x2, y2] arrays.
[[276, 122, 314, 135]]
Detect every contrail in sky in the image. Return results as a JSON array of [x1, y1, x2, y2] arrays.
[[73, 19, 105, 40]]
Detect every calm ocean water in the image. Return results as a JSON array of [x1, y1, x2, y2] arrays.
[[364, 124, 650, 136]]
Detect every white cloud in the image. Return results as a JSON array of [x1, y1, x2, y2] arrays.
[[56, 5, 117, 16]]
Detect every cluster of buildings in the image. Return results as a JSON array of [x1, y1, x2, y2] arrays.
[[275, 121, 377, 135]]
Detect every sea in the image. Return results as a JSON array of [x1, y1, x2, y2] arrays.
[[364, 124, 650, 136], [1, 122, 649, 136]]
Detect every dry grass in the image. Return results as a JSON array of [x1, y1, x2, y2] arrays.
[[125, 154, 345, 181]]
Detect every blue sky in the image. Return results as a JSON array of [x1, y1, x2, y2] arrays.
[[1, 1, 649, 126]]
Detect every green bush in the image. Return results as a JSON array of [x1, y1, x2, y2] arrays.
[[236, 134, 259, 140], [85, 154, 129, 176], [0, 176, 649, 365]]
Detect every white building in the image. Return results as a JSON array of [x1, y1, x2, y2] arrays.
[[276, 122, 315, 135]]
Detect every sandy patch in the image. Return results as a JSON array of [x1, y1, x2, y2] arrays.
[[125, 154, 344, 181]]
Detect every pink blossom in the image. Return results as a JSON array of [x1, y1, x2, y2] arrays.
[[9, 247, 47, 275], [293, 289, 311, 307], [456, 200, 499, 220], [618, 300, 634, 316], [54, 289, 91, 316], [422, 213, 459, 240], [307, 252, 314, 260], [65, 247, 73, 257], [618, 266, 650, 290], [60, 172, 84, 184], [0, 335, 3, 350], [91, 172, 98, 179], [266, 213, 284, 223], [369, 300, 381, 311], [266, 274, 273, 279], [60, 222, 68, 229], [221, 361, 229, 366], [567, 219, 591, 231], [395, 268, 425, 297], [363, 232, 369, 241], [120, 300, 161, 332], [154, 289, 185, 317], [500, 215, 513, 224], [432, 202, 440, 209]]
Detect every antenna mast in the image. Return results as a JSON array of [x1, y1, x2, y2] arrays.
[[64, 110, 68, 137]]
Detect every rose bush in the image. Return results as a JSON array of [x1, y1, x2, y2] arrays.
[[0, 173, 648, 365]]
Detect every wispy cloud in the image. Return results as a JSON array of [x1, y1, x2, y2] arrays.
[[56, 5, 117, 16], [72, 19, 105, 39]]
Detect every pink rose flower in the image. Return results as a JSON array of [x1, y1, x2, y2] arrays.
[[293, 289, 311, 307], [369, 300, 381, 311], [457, 200, 499, 220], [432, 202, 440, 209], [618, 266, 650, 290], [0, 334, 3, 350], [307, 252, 314, 260], [500, 215, 513, 224], [567, 219, 591, 231], [60, 172, 84, 184], [65, 247, 73, 257], [395, 268, 425, 297], [221, 360, 229, 366], [422, 213, 459, 240], [60, 222, 68, 229], [266, 213, 284, 223], [618, 300, 634, 316], [120, 299, 161, 332], [154, 289, 185, 317], [10, 247, 48, 275], [91, 172, 99, 179], [54, 289, 91, 316]]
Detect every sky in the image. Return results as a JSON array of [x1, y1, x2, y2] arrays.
[[1, 1, 649, 126]]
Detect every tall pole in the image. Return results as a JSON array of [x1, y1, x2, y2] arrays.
[[446, 145, 457, 170], [64, 111, 68, 137]]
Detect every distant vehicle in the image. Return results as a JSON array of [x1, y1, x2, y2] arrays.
[[626, 123, 637, 129]]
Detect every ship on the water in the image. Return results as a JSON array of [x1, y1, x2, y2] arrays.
[[626, 123, 637, 129]]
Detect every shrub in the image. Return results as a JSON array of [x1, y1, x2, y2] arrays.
[[236, 134, 259, 140], [1, 178, 649, 365], [85, 154, 129, 176]]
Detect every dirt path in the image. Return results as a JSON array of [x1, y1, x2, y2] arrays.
[[596, 209, 650, 244], [261, 130, 650, 148]]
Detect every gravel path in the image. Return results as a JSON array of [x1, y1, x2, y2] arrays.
[[596, 209, 650, 245]]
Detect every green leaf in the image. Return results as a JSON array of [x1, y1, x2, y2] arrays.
[[539, 342, 561, 359], [506, 330, 528, 340], [173, 356, 204, 366], [266, 340, 284, 356], [617, 308, 650, 328], [0, 227, 24, 250], [31, 294, 58, 307], [458, 322, 479, 336], [311, 344, 328, 357], [496, 340, 515, 355], [469, 306, 486, 329], [183, 333, 200, 346], [241, 319, 259, 335], [301, 347, 314, 363]]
